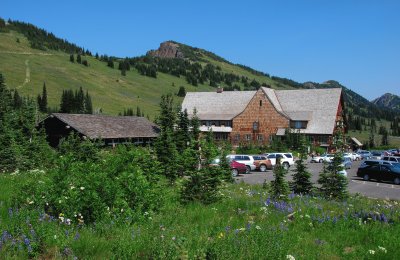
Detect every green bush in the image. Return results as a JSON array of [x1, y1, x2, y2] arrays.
[[15, 147, 167, 224], [180, 167, 223, 205]]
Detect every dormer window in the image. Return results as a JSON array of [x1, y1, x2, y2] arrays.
[[290, 120, 307, 129]]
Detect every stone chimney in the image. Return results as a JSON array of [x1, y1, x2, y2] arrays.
[[216, 87, 224, 93]]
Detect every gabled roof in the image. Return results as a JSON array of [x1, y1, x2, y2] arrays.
[[181, 91, 256, 120], [182, 87, 343, 135], [270, 88, 342, 135], [45, 113, 160, 139]]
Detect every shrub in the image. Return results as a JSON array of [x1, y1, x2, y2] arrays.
[[15, 147, 167, 224], [180, 167, 223, 205]]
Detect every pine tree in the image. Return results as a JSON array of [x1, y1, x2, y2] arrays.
[[13, 89, 23, 109], [175, 108, 191, 153], [84, 90, 93, 114], [38, 82, 47, 112], [177, 86, 186, 97], [291, 135, 313, 194], [190, 108, 200, 147], [77, 54, 82, 64], [136, 106, 141, 117], [155, 94, 179, 180], [107, 59, 114, 68], [317, 121, 348, 200], [270, 158, 290, 200], [69, 54, 75, 63]]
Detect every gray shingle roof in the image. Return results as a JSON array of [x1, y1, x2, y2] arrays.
[[181, 91, 256, 120], [182, 88, 342, 135], [50, 113, 160, 139], [271, 88, 342, 135]]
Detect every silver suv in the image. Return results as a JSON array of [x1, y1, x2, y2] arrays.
[[265, 153, 294, 170], [226, 155, 256, 173], [381, 156, 400, 163]]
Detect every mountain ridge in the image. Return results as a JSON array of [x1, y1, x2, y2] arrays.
[[0, 18, 398, 134], [372, 93, 400, 112]]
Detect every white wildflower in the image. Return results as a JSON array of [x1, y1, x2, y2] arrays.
[[80, 187, 85, 190], [286, 255, 295, 260], [378, 246, 387, 253], [255, 225, 261, 230], [368, 250, 375, 255]]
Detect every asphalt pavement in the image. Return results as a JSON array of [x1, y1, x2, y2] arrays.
[[234, 159, 400, 201]]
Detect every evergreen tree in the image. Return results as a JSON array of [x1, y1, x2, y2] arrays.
[[291, 135, 313, 194], [177, 86, 186, 97], [317, 121, 348, 200], [368, 127, 375, 148], [76, 54, 82, 64], [107, 59, 114, 68], [69, 54, 75, 63], [190, 108, 201, 148], [155, 94, 179, 180], [381, 127, 389, 146], [136, 106, 141, 117], [38, 82, 47, 112], [175, 108, 191, 153], [82, 60, 89, 67], [13, 89, 23, 109], [84, 90, 93, 114], [270, 158, 290, 200]]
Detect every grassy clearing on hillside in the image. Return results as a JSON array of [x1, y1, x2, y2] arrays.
[[1, 172, 399, 259], [0, 31, 216, 118]]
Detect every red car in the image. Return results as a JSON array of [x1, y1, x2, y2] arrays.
[[210, 158, 247, 177], [230, 160, 247, 177]]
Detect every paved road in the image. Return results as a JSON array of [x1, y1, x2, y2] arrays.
[[235, 160, 400, 200]]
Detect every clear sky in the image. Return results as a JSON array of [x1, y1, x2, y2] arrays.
[[2, 0, 399, 100]]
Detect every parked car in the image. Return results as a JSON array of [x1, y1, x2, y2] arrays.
[[357, 163, 400, 184], [371, 151, 384, 160], [351, 153, 362, 161], [264, 153, 294, 169], [343, 152, 360, 161], [210, 158, 247, 177], [326, 163, 348, 177], [357, 150, 372, 160], [312, 153, 335, 163], [358, 159, 398, 169], [342, 156, 352, 169], [226, 155, 256, 173], [251, 155, 272, 172], [381, 156, 400, 163]]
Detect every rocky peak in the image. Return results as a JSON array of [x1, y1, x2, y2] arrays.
[[147, 41, 184, 59], [372, 93, 400, 111]]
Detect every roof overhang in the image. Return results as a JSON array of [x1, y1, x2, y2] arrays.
[[199, 126, 232, 133]]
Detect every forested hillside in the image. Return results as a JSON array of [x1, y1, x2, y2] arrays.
[[0, 18, 399, 144]]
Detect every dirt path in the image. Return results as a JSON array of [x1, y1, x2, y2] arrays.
[[0, 51, 56, 56], [17, 59, 30, 89]]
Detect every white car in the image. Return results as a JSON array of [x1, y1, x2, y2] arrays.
[[265, 153, 294, 169], [310, 153, 334, 163]]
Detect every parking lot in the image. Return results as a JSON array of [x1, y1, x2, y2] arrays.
[[234, 159, 400, 200]]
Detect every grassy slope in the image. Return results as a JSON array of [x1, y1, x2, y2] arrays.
[[1, 30, 399, 146], [0, 31, 215, 118]]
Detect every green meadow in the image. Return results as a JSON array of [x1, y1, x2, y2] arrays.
[[1, 171, 399, 259]]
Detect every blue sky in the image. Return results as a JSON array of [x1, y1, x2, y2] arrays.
[[2, 0, 399, 100]]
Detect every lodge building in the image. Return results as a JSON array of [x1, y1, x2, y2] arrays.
[[182, 87, 345, 148]]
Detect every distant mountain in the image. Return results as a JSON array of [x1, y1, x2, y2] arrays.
[[372, 93, 400, 112]]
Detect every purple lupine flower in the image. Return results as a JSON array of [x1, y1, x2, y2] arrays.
[[380, 213, 388, 223], [74, 232, 80, 240], [225, 226, 231, 233], [8, 208, 13, 217]]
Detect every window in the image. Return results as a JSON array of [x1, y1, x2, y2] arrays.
[[253, 122, 259, 131], [244, 134, 251, 141], [290, 121, 307, 129], [234, 134, 240, 141], [257, 134, 264, 141]]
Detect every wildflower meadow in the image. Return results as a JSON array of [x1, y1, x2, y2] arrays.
[[1, 170, 400, 259]]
